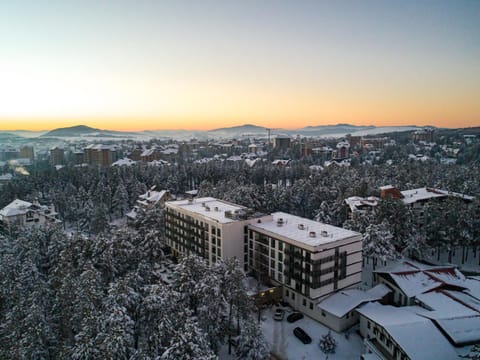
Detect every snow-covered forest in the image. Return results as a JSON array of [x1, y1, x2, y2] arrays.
[[0, 219, 269, 359], [0, 155, 479, 358]]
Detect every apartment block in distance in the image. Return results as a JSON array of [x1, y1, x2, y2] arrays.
[[248, 212, 362, 322], [165, 197, 272, 270]]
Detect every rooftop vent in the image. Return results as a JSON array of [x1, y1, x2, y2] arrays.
[[201, 202, 206, 207], [214, 206, 219, 212], [277, 218, 284, 227], [257, 219, 262, 223], [225, 210, 232, 218], [298, 224, 305, 230], [321, 230, 328, 237], [309, 231, 316, 238], [205, 206, 210, 212]]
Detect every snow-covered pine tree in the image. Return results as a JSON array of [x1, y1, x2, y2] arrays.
[[362, 220, 398, 262], [235, 316, 269, 360], [318, 331, 337, 355]]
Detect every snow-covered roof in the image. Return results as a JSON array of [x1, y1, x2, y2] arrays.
[[160, 148, 178, 155], [126, 208, 138, 220], [415, 291, 477, 317], [0, 199, 32, 217], [400, 187, 474, 204], [166, 197, 254, 224], [344, 196, 380, 212], [139, 190, 168, 204], [443, 290, 480, 313], [0, 173, 13, 181], [357, 303, 458, 360], [434, 315, 480, 346], [376, 261, 465, 298], [148, 159, 170, 166], [390, 272, 442, 298], [141, 148, 156, 157], [272, 159, 290, 166], [336, 140, 350, 148], [318, 284, 390, 318], [226, 155, 243, 162], [112, 158, 136, 167], [249, 212, 361, 251]]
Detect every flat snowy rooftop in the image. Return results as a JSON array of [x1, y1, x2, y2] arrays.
[[249, 212, 360, 248], [166, 197, 248, 224]]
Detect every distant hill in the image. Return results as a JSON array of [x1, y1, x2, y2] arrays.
[[35, 123, 424, 141], [42, 125, 142, 139], [0, 132, 23, 139], [42, 125, 103, 137], [207, 124, 268, 138]]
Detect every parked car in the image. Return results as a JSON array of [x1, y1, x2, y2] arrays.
[[293, 327, 312, 344], [287, 312, 304, 323], [273, 308, 285, 321]]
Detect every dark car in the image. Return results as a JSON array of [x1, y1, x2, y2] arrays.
[[287, 312, 304, 323], [293, 327, 312, 344]]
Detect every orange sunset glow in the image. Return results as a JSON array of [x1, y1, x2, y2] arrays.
[[0, 1, 479, 132]]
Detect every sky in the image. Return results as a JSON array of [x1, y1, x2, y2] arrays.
[[0, 0, 479, 131]]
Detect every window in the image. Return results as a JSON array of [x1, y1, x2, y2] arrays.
[[321, 311, 326, 317], [309, 302, 313, 310], [278, 253, 283, 261], [271, 238, 275, 248], [278, 263, 283, 272], [302, 299, 306, 307], [286, 290, 289, 297], [278, 242, 283, 251], [217, 228, 221, 237], [271, 249, 275, 258], [291, 293, 295, 300], [367, 321, 371, 329]]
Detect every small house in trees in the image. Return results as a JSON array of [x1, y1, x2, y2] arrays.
[[344, 196, 380, 219], [0, 198, 61, 228], [126, 188, 172, 225]]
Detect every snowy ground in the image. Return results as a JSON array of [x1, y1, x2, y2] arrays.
[[260, 305, 364, 360]]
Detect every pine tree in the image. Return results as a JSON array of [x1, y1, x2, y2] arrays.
[[319, 331, 337, 355], [235, 316, 269, 360]]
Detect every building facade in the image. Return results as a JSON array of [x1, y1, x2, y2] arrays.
[[165, 197, 271, 270], [248, 212, 362, 321], [164, 198, 363, 323], [50, 147, 65, 166]]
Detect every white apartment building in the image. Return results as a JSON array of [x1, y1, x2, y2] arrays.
[[248, 212, 362, 321], [165, 197, 271, 270]]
